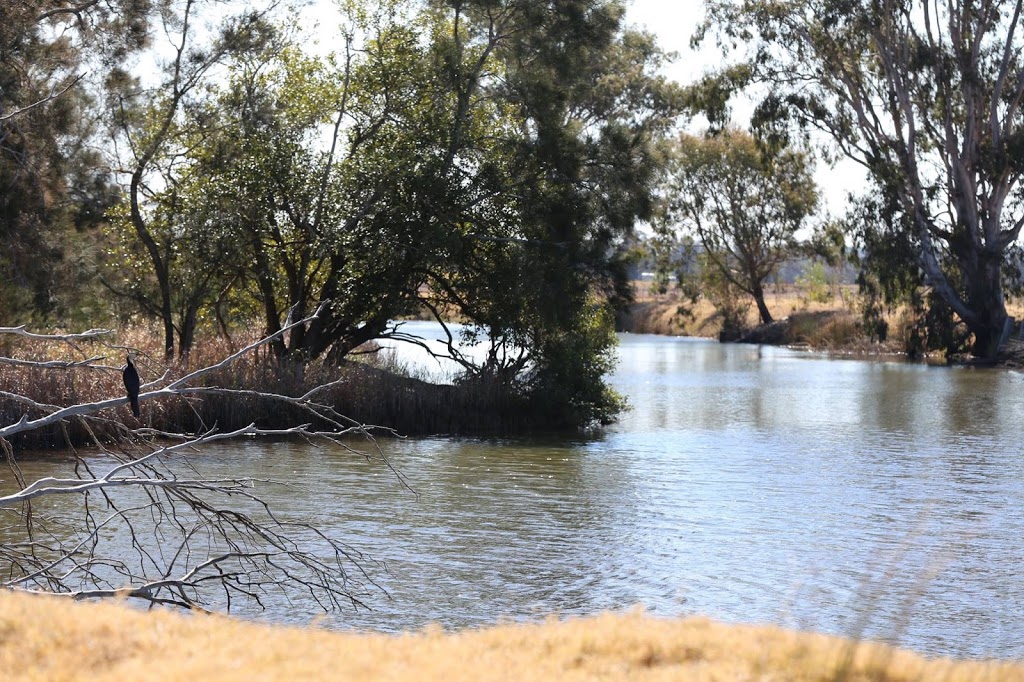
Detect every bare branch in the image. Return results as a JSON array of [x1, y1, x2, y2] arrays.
[[0, 311, 394, 614], [0, 74, 87, 123], [0, 326, 114, 342], [0, 356, 108, 370]]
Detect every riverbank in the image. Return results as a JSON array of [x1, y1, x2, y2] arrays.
[[2, 591, 1021, 681], [616, 285, 904, 355], [0, 329, 562, 451], [617, 283, 1024, 362]]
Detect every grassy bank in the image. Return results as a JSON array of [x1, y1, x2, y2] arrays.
[[617, 283, 1024, 363], [617, 284, 905, 354], [2, 590, 1020, 681]]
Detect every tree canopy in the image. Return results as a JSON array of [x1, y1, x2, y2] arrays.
[[698, 0, 1024, 358], [666, 128, 818, 325], [2, 0, 683, 429], [1, 0, 147, 323]]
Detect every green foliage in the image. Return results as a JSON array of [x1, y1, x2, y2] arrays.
[[0, 0, 679, 429], [699, 0, 1024, 358], [666, 127, 818, 326], [797, 262, 832, 306], [89, 0, 679, 427], [0, 1, 137, 324], [521, 302, 627, 428]]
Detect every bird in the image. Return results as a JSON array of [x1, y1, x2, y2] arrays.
[[122, 354, 141, 418]]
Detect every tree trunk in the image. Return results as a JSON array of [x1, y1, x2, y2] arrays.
[[129, 169, 174, 361], [963, 252, 1008, 360], [178, 304, 198, 359], [751, 283, 774, 325]]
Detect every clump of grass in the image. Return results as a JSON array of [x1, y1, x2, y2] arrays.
[[794, 311, 879, 351], [2, 591, 1021, 681]]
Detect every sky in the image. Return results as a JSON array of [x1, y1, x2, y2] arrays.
[[623, 0, 863, 214], [625, 0, 718, 84]]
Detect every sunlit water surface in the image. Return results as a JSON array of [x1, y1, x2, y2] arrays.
[[7, 325, 1024, 659]]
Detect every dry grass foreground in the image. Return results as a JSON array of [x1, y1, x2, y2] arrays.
[[2, 592, 1022, 682]]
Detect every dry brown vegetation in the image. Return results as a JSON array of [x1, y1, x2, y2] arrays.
[[621, 282, 1024, 346], [618, 283, 869, 340], [0, 325, 547, 450], [1, 590, 1021, 681], [617, 282, 1024, 359]]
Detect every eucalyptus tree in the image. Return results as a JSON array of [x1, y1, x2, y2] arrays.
[[667, 128, 819, 325], [0, 0, 147, 323], [699, 0, 1024, 358]]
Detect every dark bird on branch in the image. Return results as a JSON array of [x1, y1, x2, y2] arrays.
[[122, 354, 141, 418]]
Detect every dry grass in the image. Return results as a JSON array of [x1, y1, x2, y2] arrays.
[[620, 284, 913, 354], [0, 325, 560, 450], [1, 590, 1020, 682], [620, 283, 859, 338], [623, 283, 1024, 351]]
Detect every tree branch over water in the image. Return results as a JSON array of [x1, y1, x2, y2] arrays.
[[0, 311, 395, 613]]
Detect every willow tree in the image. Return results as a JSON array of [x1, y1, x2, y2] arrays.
[[699, 0, 1024, 358]]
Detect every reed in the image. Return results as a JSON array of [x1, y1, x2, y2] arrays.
[[0, 327, 564, 452]]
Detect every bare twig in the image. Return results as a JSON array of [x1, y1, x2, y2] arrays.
[[0, 326, 114, 342], [0, 309, 394, 614]]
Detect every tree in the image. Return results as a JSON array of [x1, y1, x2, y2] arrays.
[[666, 128, 818, 325], [0, 315, 385, 611], [182, 3, 440, 362], [104, 0, 279, 360], [0, 0, 145, 324], [405, 0, 680, 424], [149, 0, 681, 426], [699, 0, 1024, 358]]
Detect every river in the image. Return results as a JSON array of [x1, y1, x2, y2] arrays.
[[6, 325, 1024, 659]]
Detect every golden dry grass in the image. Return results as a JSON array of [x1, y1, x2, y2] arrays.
[[624, 282, 1024, 344], [620, 284, 863, 340], [2, 590, 1021, 682]]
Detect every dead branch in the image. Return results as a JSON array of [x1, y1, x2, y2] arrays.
[[0, 326, 114, 342], [0, 308, 396, 615]]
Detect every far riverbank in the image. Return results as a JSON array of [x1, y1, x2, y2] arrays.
[[615, 284, 907, 354]]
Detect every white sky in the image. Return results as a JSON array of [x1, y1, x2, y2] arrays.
[[625, 0, 719, 83], [624, 0, 863, 215]]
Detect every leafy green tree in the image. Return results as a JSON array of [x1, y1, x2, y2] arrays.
[[666, 128, 818, 325], [699, 0, 1024, 358], [0, 0, 146, 323], [166, 3, 445, 361], [411, 0, 681, 423], [160, 0, 679, 426], [102, 0, 679, 425]]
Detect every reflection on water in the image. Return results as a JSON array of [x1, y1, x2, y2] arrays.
[[5, 328, 1024, 659]]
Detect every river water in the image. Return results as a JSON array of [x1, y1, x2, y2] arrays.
[[6, 326, 1024, 659]]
